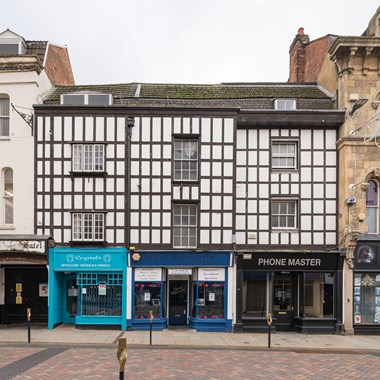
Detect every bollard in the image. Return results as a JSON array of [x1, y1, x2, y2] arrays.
[[149, 310, 153, 346], [267, 312, 272, 349], [117, 338, 128, 380], [26, 308, 31, 343]]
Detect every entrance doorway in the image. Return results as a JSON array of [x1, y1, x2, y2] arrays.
[[169, 280, 188, 325], [62, 274, 78, 324], [273, 273, 295, 331], [4, 266, 48, 323]]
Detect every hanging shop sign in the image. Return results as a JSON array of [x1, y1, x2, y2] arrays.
[[135, 268, 162, 282], [198, 268, 225, 281]]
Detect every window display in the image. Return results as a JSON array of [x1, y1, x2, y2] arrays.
[[197, 282, 224, 319], [134, 282, 162, 319], [354, 274, 380, 324]]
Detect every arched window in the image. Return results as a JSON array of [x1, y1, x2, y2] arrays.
[[0, 95, 10, 137], [366, 180, 378, 233], [3, 168, 13, 224]]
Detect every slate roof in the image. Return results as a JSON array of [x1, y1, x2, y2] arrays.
[[43, 82, 332, 105]]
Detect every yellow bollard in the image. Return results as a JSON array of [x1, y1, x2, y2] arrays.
[[26, 308, 31, 343], [117, 338, 128, 380], [267, 312, 273, 348]]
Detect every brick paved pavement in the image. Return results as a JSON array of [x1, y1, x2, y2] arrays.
[[1, 344, 380, 380]]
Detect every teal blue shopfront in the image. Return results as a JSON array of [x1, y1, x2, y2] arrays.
[[48, 248, 127, 330]]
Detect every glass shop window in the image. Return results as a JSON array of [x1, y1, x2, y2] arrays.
[[134, 282, 162, 319], [354, 273, 380, 325], [197, 282, 224, 319], [77, 273, 122, 316], [299, 273, 334, 318], [243, 273, 268, 317]]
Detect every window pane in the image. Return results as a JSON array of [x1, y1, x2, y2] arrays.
[[134, 282, 162, 318], [73, 145, 83, 171], [366, 208, 377, 233], [243, 273, 267, 317], [174, 139, 198, 181], [301, 273, 334, 318], [173, 205, 197, 247], [197, 282, 224, 319], [3, 169, 13, 224], [354, 274, 380, 325], [366, 181, 378, 206], [0, 97, 10, 137]]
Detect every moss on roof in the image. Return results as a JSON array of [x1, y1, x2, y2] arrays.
[[43, 82, 331, 104]]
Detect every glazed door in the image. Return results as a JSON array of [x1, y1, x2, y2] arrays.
[[273, 274, 294, 331], [62, 274, 78, 324], [169, 280, 188, 325]]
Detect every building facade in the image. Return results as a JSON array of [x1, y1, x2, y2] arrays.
[[289, 6, 380, 334], [35, 82, 344, 332], [0, 29, 73, 323]]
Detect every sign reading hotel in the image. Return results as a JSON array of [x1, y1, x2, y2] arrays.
[[0, 240, 45, 253]]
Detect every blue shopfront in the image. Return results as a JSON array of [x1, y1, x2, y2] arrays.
[[48, 248, 127, 330], [127, 250, 233, 332]]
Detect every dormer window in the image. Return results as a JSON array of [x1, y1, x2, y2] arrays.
[[274, 99, 296, 110], [0, 29, 27, 55], [61, 94, 113, 106]]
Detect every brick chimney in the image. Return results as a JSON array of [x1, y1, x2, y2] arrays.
[[289, 28, 310, 82]]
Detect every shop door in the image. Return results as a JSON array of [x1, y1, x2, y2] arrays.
[[273, 274, 294, 331], [62, 274, 78, 324], [169, 280, 187, 325], [4, 266, 48, 323]]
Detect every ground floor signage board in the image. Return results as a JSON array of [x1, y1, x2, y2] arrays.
[[198, 268, 225, 281], [241, 252, 341, 271], [135, 268, 162, 282]]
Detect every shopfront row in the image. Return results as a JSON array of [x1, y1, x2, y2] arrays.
[[44, 247, 380, 334]]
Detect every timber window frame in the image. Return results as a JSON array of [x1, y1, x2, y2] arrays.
[[2, 168, 13, 226], [271, 140, 298, 170], [366, 179, 379, 234], [72, 212, 105, 242], [173, 204, 197, 248], [72, 144, 105, 173], [0, 95, 10, 137], [271, 199, 298, 230], [173, 139, 198, 181], [274, 99, 296, 110]]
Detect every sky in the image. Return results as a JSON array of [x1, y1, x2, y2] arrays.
[[1, 1, 379, 85]]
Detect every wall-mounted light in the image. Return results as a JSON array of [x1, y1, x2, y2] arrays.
[[349, 99, 368, 117]]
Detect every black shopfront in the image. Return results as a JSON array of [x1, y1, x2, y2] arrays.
[[353, 236, 380, 335], [235, 251, 345, 334]]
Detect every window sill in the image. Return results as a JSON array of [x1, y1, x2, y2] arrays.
[[172, 180, 200, 185], [70, 240, 108, 247], [0, 225, 15, 230], [69, 171, 108, 178], [271, 229, 298, 233], [0, 136, 11, 141]]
